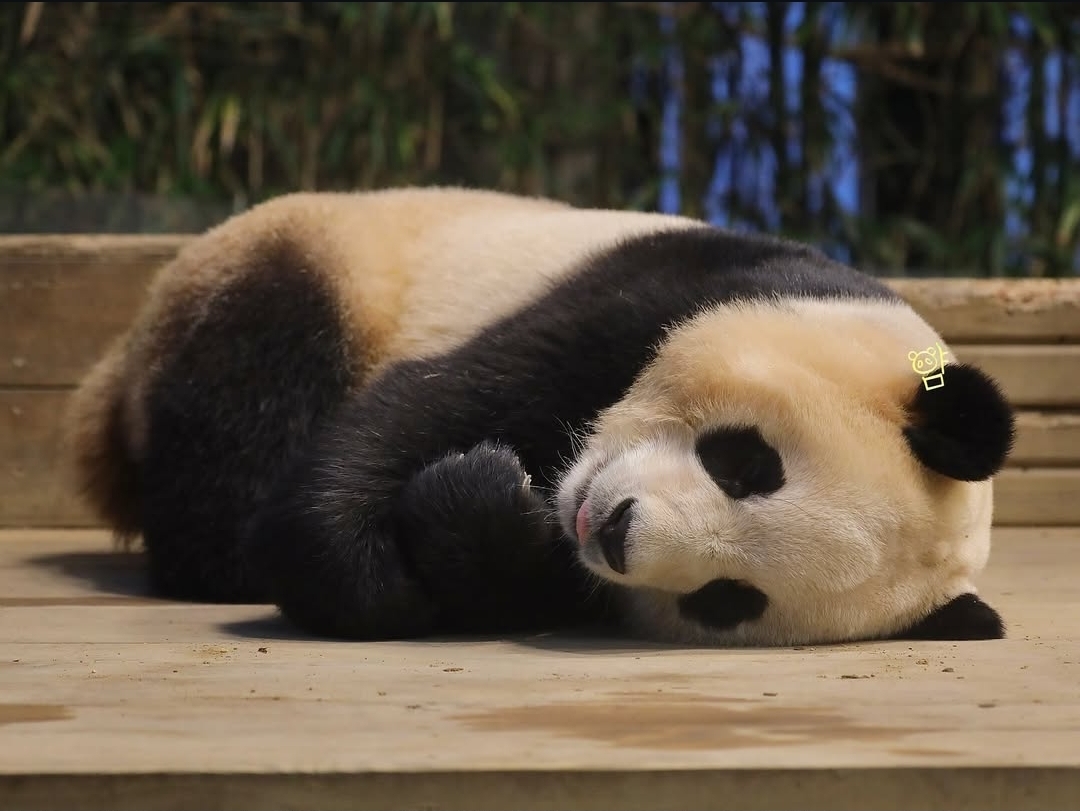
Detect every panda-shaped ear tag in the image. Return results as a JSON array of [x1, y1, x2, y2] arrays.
[[908, 343, 947, 391], [902, 343, 1015, 482]]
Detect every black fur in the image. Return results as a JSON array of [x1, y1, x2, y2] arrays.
[[895, 593, 1004, 640], [139, 245, 354, 602], [903, 362, 1016, 481], [695, 426, 785, 499], [89, 393, 143, 539], [677, 579, 770, 631], [394, 443, 596, 632], [244, 227, 903, 638]]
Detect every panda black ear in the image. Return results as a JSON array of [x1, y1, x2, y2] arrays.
[[903, 363, 1015, 481], [896, 593, 1004, 640]]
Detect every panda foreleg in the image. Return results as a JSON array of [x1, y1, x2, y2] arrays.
[[243, 449, 443, 640], [249, 439, 584, 638], [246, 355, 594, 638], [394, 441, 574, 633]]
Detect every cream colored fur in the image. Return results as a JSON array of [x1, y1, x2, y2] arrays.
[[557, 298, 994, 646]]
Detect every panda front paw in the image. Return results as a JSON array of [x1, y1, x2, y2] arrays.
[[397, 441, 549, 558], [394, 442, 558, 628], [429, 442, 537, 500]]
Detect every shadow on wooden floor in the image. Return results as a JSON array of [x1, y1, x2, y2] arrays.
[[26, 547, 151, 598], [25, 542, 693, 651]]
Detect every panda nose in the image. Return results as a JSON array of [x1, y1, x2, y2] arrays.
[[596, 498, 635, 574]]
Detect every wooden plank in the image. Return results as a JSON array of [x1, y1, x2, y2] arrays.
[[2, 387, 1079, 528], [0, 388, 94, 528], [889, 278, 1080, 343], [953, 345, 1080, 408], [0, 527, 1078, 811], [1, 234, 1079, 388], [0, 236, 183, 386], [1011, 411, 1080, 467], [8, 771, 1077, 811], [7, 770, 1076, 811], [993, 468, 1080, 526]]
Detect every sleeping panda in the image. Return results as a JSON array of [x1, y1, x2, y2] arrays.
[[68, 186, 1015, 646]]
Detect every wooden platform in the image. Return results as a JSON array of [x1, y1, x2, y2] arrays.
[[2, 527, 1079, 811]]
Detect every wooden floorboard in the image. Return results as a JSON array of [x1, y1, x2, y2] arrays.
[[1, 527, 1079, 811]]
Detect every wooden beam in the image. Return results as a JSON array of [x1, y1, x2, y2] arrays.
[[953, 345, 1080, 408], [0, 236, 181, 386], [0, 389, 93, 528], [993, 468, 1080, 526], [889, 278, 1080, 344], [1010, 411, 1080, 467]]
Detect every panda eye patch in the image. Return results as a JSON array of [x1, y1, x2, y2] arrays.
[[695, 426, 785, 499]]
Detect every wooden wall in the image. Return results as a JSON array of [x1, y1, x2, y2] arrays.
[[2, 236, 1079, 528]]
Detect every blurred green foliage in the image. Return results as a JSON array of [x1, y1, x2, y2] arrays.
[[0, 3, 665, 224], [0, 2, 1077, 276]]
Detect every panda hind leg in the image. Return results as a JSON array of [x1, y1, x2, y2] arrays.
[[138, 248, 356, 603]]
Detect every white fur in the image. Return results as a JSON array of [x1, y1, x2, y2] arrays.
[[557, 297, 994, 646]]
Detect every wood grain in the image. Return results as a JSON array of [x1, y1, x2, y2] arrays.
[[0, 527, 1078, 811], [994, 468, 1080, 526], [1010, 411, 1080, 467], [0, 389, 94, 527], [0, 236, 182, 386], [953, 345, 1080, 408], [890, 278, 1080, 344]]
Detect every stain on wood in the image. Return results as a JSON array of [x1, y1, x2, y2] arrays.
[[0, 703, 72, 726], [456, 691, 951, 751]]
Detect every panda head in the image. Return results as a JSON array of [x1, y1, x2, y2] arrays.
[[557, 298, 1015, 647]]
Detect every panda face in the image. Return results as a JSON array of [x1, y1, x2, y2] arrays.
[[556, 298, 1012, 646]]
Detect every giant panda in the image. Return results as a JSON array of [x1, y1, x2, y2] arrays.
[[68, 186, 1015, 646]]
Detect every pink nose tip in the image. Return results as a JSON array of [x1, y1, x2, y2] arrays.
[[575, 498, 591, 544]]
